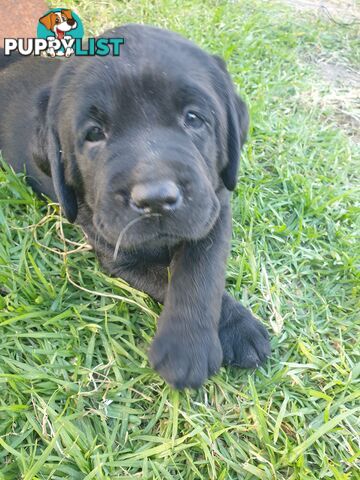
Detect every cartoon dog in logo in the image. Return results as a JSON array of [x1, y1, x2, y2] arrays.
[[39, 9, 77, 57]]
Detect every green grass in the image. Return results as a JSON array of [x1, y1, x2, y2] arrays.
[[1, 1, 359, 478]]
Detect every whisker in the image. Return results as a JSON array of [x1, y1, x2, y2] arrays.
[[113, 213, 161, 260]]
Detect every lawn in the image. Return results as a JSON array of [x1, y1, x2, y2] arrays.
[[0, 1, 359, 479]]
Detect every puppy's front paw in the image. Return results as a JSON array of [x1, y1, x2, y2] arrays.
[[149, 322, 223, 389], [219, 304, 270, 369]]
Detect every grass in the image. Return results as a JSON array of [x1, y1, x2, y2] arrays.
[[0, 0, 359, 478]]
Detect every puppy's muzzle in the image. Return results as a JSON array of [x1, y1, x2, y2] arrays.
[[129, 180, 182, 214]]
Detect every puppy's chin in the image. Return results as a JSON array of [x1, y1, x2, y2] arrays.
[[92, 197, 220, 252], [93, 220, 182, 254]]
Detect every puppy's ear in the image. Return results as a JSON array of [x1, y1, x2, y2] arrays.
[[61, 9, 73, 20], [39, 12, 56, 31], [48, 129, 78, 223], [222, 94, 249, 191], [213, 55, 249, 191], [33, 86, 78, 223]]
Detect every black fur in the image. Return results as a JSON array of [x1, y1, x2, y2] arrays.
[[0, 25, 270, 389]]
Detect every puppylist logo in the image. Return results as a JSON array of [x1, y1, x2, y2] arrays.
[[37, 8, 83, 57], [4, 8, 124, 57]]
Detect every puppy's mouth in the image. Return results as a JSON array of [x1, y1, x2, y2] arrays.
[[93, 213, 183, 251], [55, 28, 65, 40], [92, 193, 220, 253]]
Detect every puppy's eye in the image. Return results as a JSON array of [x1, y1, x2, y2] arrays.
[[184, 111, 204, 129], [85, 126, 106, 143]]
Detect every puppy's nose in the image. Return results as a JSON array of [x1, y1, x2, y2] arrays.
[[67, 18, 76, 26], [130, 180, 182, 213]]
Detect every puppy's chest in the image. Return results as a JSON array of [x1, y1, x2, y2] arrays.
[[94, 239, 173, 278], [116, 246, 172, 270]]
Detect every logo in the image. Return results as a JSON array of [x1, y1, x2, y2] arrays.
[[37, 8, 83, 57], [4, 8, 124, 57]]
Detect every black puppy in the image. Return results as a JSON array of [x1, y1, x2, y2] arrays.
[[0, 25, 270, 389]]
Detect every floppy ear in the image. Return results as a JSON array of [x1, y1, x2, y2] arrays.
[[222, 94, 249, 191], [47, 128, 78, 223], [33, 86, 78, 222], [61, 9, 73, 20], [213, 55, 249, 191], [39, 12, 56, 31]]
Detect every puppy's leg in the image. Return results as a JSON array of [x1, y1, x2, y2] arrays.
[[46, 47, 55, 57], [64, 36, 74, 57], [219, 292, 270, 368], [148, 205, 232, 389], [112, 265, 270, 373]]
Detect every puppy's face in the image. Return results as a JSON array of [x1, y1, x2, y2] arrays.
[[42, 25, 248, 250], [39, 10, 77, 36], [72, 60, 223, 248]]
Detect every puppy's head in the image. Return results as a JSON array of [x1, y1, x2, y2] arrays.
[[35, 25, 248, 250], [57, 9, 77, 32], [39, 10, 76, 34]]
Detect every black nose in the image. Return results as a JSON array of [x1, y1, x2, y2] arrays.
[[67, 18, 75, 26], [130, 180, 182, 213]]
